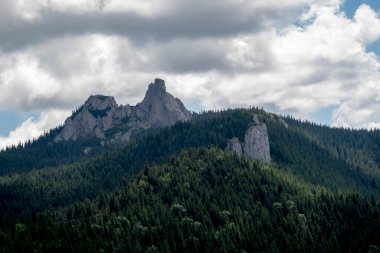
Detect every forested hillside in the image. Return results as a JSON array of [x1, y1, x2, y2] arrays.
[[1, 109, 380, 217], [285, 117, 380, 182], [0, 109, 257, 218], [1, 108, 380, 252], [0, 126, 105, 175], [1, 148, 379, 252], [265, 116, 380, 197]]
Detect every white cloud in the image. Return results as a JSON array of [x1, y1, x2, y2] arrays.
[[354, 4, 380, 44], [0, 109, 70, 150], [1, 0, 380, 149], [0, 53, 61, 110], [0, 34, 155, 111], [165, 4, 380, 119]]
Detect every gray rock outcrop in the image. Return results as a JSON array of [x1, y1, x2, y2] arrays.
[[244, 122, 271, 163], [54, 95, 119, 141], [225, 137, 243, 155], [226, 114, 271, 164], [136, 78, 191, 127], [54, 78, 191, 142]]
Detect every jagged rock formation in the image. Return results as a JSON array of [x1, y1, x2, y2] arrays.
[[136, 78, 191, 127], [226, 115, 271, 164], [54, 79, 191, 142], [225, 137, 243, 155], [244, 122, 271, 163]]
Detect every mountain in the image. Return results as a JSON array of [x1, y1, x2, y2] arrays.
[[54, 78, 191, 142], [0, 80, 380, 252], [0, 79, 191, 175]]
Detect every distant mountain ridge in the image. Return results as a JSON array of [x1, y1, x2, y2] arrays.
[[54, 78, 192, 142]]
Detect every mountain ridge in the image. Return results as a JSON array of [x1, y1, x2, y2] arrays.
[[54, 78, 192, 142], [1, 101, 380, 252]]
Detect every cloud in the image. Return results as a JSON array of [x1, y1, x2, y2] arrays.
[[166, 4, 380, 117], [331, 79, 380, 129], [0, 35, 152, 111], [0, 109, 70, 150], [354, 4, 380, 44], [1, 0, 380, 149], [0, 0, 321, 51]]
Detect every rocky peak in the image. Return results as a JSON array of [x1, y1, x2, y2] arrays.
[[140, 79, 166, 104], [83, 95, 117, 111], [54, 79, 191, 143], [151, 78, 166, 92], [137, 78, 191, 127], [140, 79, 166, 105]]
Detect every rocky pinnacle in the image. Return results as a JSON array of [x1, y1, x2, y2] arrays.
[[54, 79, 191, 142], [226, 114, 271, 164]]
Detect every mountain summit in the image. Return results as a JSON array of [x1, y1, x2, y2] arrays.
[[54, 79, 191, 142], [137, 78, 191, 127]]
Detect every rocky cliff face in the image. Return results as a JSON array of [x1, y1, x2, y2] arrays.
[[225, 137, 243, 155], [243, 122, 271, 163], [226, 115, 271, 164], [54, 79, 191, 142], [136, 78, 191, 127]]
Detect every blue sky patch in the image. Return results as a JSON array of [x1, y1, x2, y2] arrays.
[[342, 0, 380, 18], [0, 111, 39, 136]]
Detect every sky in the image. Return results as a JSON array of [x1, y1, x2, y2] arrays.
[[0, 0, 380, 149]]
